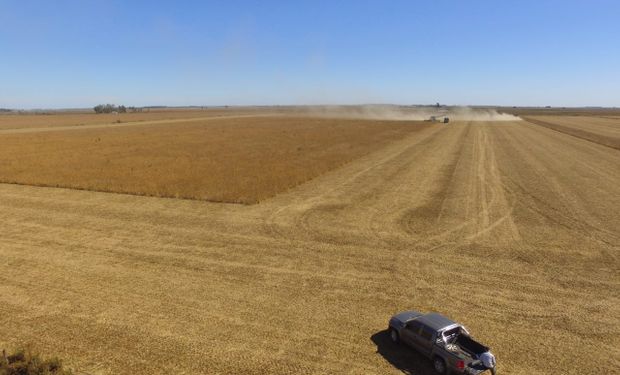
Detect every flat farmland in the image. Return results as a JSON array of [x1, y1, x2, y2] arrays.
[[0, 116, 427, 203], [502, 107, 620, 117], [0, 108, 270, 130], [0, 114, 618, 374], [523, 115, 620, 149]]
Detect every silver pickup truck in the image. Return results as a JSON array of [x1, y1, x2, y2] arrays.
[[388, 311, 497, 375]]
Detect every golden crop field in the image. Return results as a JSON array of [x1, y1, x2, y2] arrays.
[[0, 111, 618, 374], [0, 108, 280, 130], [0, 115, 426, 204]]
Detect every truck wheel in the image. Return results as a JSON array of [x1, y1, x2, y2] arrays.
[[389, 328, 399, 344], [432, 357, 446, 375]]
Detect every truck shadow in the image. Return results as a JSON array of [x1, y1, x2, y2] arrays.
[[371, 330, 436, 375]]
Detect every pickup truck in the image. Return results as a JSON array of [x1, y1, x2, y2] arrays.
[[388, 311, 496, 375]]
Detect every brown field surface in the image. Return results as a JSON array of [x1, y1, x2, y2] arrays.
[[522, 115, 620, 149], [0, 108, 272, 131], [501, 107, 620, 117], [0, 116, 425, 204], [0, 116, 619, 374]]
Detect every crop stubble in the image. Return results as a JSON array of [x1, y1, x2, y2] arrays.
[[523, 115, 620, 149], [0, 114, 618, 374]]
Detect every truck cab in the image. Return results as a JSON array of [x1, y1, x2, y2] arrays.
[[388, 311, 496, 374]]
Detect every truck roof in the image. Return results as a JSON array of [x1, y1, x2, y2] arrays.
[[416, 313, 458, 331]]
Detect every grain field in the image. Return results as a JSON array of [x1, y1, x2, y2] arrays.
[[523, 115, 620, 149], [0, 116, 426, 203], [0, 108, 267, 131], [0, 116, 618, 374]]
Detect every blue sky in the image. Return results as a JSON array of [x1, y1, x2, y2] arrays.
[[1, 0, 619, 108]]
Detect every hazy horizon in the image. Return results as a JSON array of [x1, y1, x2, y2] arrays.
[[3, 104, 620, 112]]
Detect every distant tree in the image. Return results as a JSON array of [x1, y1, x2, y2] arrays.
[[93, 104, 129, 114]]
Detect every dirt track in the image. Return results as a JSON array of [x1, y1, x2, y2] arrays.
[[0, 120, 618, 374]]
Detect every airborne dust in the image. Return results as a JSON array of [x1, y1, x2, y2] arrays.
[[302, 105, 521, 121]]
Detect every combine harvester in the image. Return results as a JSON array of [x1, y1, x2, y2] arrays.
[[426, 104, 450, 123], [429, 116, 450, 123]]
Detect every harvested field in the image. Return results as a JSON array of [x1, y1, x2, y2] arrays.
[[0, 116, 427, 204], [501, 107, 620, 117], [523, 115, 620, 149], [0, 116, 618, 374], [0, 108, 271, 131]]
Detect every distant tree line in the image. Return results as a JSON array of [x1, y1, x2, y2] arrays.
[[93, 104, 143, 114], [94, 104, 125, 113], [0, 108, 12, 113]]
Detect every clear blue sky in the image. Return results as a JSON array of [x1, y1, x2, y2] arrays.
[[1, 0, 619, 108]]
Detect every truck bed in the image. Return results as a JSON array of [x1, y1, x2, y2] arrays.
[[455, 334, 489, 356]]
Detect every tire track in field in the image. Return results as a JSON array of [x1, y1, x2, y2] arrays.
[[259, 124, 447, 245], [0, 119, 619, 374], [466, 124, 521, 243], [388, 122, 521, 254], [492, 121, 620, 250]]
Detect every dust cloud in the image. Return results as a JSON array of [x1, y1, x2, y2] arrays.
[[300, 105, 521, 121]]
